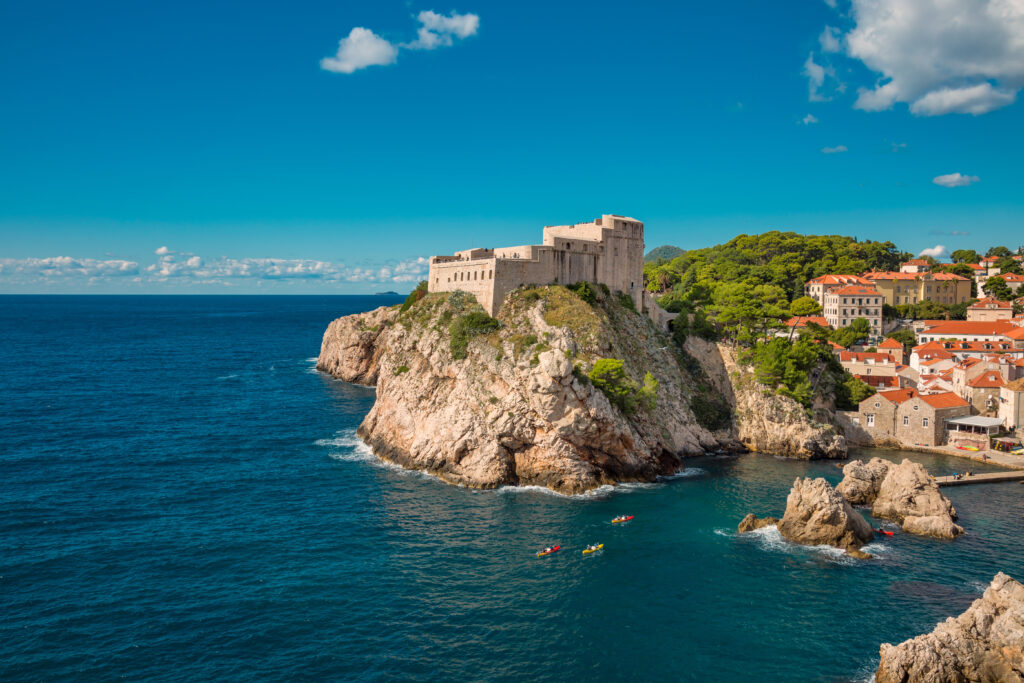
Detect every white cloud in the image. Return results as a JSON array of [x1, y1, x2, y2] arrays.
[[841, 0, 1024, 116], [403, 10, 480, 50], [322, 10, 479, 75], [0, 256, 139, 280], [822, 145, 848, 154], [800, 113, 819, 124], [0, 251, 431, 288], [823, 0, 838, 7], [819, 26, 841, 53], [918, 245, 948, 259], [320, 27, 399, 74], [932, 173, 980, 188], [803, 53, 832, 102], [910, 83, 1017, 116]]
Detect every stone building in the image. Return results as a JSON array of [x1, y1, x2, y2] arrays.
[[804, 274, 873, 306], [966, 371, 1005, 414], [877, 337, 906, 364], [998, 377, 1024, 433], [427, 214, 646, 317], [861, 271, 971, 306], [822, 285, 884, 338], [967, 298, 1013, 321], [900, 259, 931, 273], [896, 392, 972, 447], [846, 388, 970, 447]]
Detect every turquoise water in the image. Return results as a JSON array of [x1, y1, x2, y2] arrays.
[[2, 295, 1022, 681]]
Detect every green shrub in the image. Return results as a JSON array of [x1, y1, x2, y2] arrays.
[[449, 311, 502, 359], [639, 372, 658, 411], [569, 281, 598, 305], [589, 359, 636, 413], [616, 292, 636, 312], [400, 281, 428, 312], [394, 365, 410, 375]]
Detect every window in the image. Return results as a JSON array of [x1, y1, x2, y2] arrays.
[[903, 416, 909, 426], [874, 402, 880, 408], [923, 417, 930, 427], [867, 414, 875, 426], [913, 404, 919, 411]]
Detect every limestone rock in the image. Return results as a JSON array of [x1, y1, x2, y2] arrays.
[[688, 338, 847, 460], [776, 477, 874, 551], [317, 289, 730, 494], [316, 306, 397, 385], [876, 572, 1024, 683], [737, 514, 779, 533], [836, 457, 892, 506], [872, 459, 963, 539]]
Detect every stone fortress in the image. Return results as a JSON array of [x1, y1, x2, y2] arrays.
[[428, 213, 673, 326]]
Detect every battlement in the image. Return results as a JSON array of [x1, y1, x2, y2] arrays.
[[427, 214, 649, 321]]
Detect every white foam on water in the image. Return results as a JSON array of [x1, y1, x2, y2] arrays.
[[739, 525, 857, 565], [305, 357, 319, 363], [658, 467, 706, 481], [216, 374, 240, 381], [317, 431, 438, 479], [860, 541, 890, 555]]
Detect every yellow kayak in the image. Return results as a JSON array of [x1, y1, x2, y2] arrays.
[[582, 544, 603, 555]]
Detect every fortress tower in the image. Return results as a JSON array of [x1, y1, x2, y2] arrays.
[[427, 214, 647, 317]]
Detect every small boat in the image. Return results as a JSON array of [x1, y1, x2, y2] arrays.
[[611, 515, 634, 524], [957, 446, 980, 452], [536, 545, 561, 557], [874, 527, 894, 536], [582, 544, 604, 555]]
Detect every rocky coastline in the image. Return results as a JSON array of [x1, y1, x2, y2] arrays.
[[316, 286, 846, 493], [875, 572, 1024, 682]]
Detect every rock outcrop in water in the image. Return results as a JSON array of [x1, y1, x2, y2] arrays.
[[837, 458, 963, 539], [739, 477, 873, 556], [318, 287, 737, 494], [876, 572, 1024, 683], [684, 338, 846, 460]]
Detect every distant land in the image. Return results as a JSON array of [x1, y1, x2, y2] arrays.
[[375, 291, 401, 296], [645, 245, 685, 263]]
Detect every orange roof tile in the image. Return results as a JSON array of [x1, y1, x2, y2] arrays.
[[919, 321, 1016, 337], [784, 316, 830, 328], [831, 285, 882, 296], [876, 388, 919, 404], [806, 274, 872, 286], [1005, 328, 1024, 340], [968, 373, 1005, 388], [878, 338, 904, 349], [969, 297, 1013, 309], [919, 392, 969, 409]]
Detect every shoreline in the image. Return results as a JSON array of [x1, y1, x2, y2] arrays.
[[849, 443, 1024, 471]]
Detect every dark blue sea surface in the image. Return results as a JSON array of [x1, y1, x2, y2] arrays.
[[2, 295, 1022, 681]]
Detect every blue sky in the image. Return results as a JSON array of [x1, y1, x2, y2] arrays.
[[2, 0, 1023, 293]]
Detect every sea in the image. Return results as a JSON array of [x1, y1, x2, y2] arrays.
[[2, 294, 1022, 682]]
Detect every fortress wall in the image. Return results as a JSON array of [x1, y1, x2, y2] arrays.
[[428, 258, 498, 314]]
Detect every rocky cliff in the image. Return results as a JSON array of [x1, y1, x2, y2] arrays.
[[318, 286, 736, 493], [684, 338, 846, 459], [317, 286, 845, 493], [876, 572, 1024, 682]]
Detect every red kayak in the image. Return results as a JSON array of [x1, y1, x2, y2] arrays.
[[874, 528, 894, 536], [612, 515, 634, 524], [536, 545, 561, 557]]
